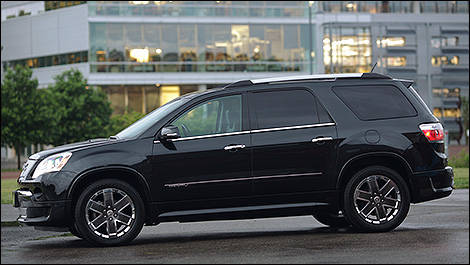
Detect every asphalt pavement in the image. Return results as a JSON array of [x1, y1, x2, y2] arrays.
[[1, 189, 468, 264]]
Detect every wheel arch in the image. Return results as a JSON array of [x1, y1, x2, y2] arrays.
[[67, 166, 152, 216], [336, 152, 414, 202]]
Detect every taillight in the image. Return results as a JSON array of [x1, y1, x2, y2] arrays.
[[419, 123, 444, 142]]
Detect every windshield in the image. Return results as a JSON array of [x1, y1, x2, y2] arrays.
[[116, 98, 187, 139]]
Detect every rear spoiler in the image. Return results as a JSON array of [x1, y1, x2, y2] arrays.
[[395, 78, 414, 88]]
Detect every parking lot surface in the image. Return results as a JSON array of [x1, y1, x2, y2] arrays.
[[1, 190, 468, 264]]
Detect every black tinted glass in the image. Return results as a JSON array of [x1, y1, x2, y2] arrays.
[[316, 97, 333, 123], [333, 85, 417, 120], [251, 90, 318, 129]]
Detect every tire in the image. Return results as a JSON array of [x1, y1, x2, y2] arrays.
[[313, 210, 350, 228], [74, 179, 145, 246], [343, 166, 410, 232], [69, 223, 83, 238]]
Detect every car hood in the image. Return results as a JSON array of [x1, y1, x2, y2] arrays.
[[29, 138, 123, 160]]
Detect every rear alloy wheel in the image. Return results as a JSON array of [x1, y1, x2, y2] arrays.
[[343, 166, 410, 232], [74, 179, 145, 246]]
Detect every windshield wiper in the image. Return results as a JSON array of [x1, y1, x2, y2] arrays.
[[109, 135, 119, 140]]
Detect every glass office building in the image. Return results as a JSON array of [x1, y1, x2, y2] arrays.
[[1, 1, 469, 142]]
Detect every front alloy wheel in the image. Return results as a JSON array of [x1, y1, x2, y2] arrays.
[[85, 188, 136, 239], [343, 166, 410, 232], [74, 179, 145, 246]]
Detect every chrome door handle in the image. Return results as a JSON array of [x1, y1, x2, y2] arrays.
[[224, 144, 246, 151], [311, 137, 333, 143]]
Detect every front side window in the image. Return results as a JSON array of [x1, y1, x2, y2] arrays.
[[250, 89, 330, 129], [172, 95, 242, 138]]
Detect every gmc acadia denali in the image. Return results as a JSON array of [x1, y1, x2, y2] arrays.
[[14, 73, 454, 246]]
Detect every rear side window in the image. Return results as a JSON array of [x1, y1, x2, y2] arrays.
[[332, 85, 417, 120], [250, 89, 331, 129]]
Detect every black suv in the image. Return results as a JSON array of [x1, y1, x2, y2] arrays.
[[14, 73, 454, 246]]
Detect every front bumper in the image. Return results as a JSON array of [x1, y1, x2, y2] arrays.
[[13, 189, 71, 228], [410, 166, 454, 203]]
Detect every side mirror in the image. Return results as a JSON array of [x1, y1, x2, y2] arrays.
[[160, 125, 180, 140]]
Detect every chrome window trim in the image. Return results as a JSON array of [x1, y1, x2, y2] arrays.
[[154, 122, 336, 144], [164, 172, 322, 188], [172, 130, 251, 141], [250, 122, 335, 134]]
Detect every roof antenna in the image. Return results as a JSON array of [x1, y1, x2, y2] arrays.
[[370, 62, 378, 73]]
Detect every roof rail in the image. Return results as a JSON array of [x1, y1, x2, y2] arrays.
[[251, 73, 362, 84], [361, 73, 392, 79], [224, 73, 393, 88], [224, 80, 254, 89]]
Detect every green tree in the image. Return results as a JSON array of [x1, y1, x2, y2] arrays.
[[46, 69, 113, 145], [106, 110, 146, 136], [461, 96, 469, 144], [1, 65, 42, 169]]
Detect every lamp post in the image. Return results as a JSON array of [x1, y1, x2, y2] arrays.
[[308, 1, 314, 74]]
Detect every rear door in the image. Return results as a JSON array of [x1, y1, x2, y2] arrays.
[[248, 88, 338, 196]]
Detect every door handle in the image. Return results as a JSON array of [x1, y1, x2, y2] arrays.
[[224, 144, 246, 151], [311, 137, 334, 143]]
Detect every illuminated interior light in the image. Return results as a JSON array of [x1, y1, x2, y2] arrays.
[[130, 48, 149, 63], [346, 2, 356, 9], [130, 1, 149, 4]]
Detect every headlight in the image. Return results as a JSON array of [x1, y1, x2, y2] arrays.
[[32, 152, 72, 179]]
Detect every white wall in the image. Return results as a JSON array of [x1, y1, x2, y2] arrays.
[[34, 63, 90, 88], [1, 4, 89, 61]]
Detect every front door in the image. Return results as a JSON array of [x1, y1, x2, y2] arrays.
[[152, 94, 252, 206], [248, 88, 338, 197]]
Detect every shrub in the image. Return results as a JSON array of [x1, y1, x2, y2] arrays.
[[449, 149, 469, 168]]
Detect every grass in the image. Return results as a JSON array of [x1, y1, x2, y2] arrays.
[[453, 168, 469, 189], [1, 221, 19, 227], [1, 169, 20, 172], [1, 168, 468, 205], [1, 178, 18, 205]]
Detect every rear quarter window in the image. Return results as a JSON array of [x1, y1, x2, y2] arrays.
[[332, 85, 417, 121]]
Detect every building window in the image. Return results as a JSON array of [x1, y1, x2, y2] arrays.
[[323, 26, 371, 73], [4, 51, 88, 70], [431, 36, 459, 48], [431, 55, 460, 66], [433, 108, 461, 118], [89, 23, 312, 73], [101, 85, 196, 115], [45, 1, 86, 11], [433, 87, 461, 98], [90, 1, 306, 18], [383, 56, 407, 67], [376, 37, 406, 48]]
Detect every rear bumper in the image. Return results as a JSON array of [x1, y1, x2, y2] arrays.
[[13, 189, 70, 228], [410, 166, 454, 203]]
